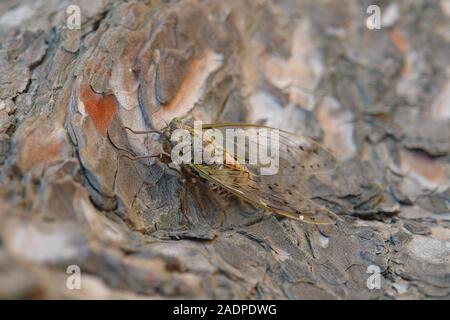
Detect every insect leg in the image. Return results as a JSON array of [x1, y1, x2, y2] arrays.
[[107, 127, 168, 189], [122, 126, 161, 135]]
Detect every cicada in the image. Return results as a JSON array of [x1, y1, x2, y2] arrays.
[[108, 118, 339, 224]]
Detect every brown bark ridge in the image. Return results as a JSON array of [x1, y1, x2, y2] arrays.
[[0, 0, 449, 299]]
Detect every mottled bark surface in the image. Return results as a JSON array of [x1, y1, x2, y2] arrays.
[[0, 0, 449, 299]]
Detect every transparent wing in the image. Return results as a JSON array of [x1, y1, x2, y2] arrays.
[[192, 124, 339, 224], [202, 123, 336, 176]]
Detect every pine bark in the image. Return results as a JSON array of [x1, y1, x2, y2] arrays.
[[0, 0, 449, 299]]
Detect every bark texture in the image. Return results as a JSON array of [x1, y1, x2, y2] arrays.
[[0, 0, 449, 299]]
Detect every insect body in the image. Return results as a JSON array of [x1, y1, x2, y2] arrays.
[[113, 118, 339, 224]]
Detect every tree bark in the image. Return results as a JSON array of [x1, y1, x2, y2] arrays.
[[0, 0, 449, 299]]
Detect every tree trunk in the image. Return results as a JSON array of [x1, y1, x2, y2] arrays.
[[0, 0, 449, 299]]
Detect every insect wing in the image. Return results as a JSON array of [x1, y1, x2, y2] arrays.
[[194, 124, 339, 224], [202, 123, 336, 176]]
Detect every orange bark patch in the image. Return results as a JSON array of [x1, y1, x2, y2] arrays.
[[79, 84, 117, 135], [389, 30, 408, 54], [152, 49, 223, 129], [18, 124, 65, 172], [400, 149, 448, 189]]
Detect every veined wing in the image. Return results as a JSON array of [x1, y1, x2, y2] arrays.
[[192, 163, 337, 224], [202, 123, 336, 176], [192, 124, 339, 224]]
